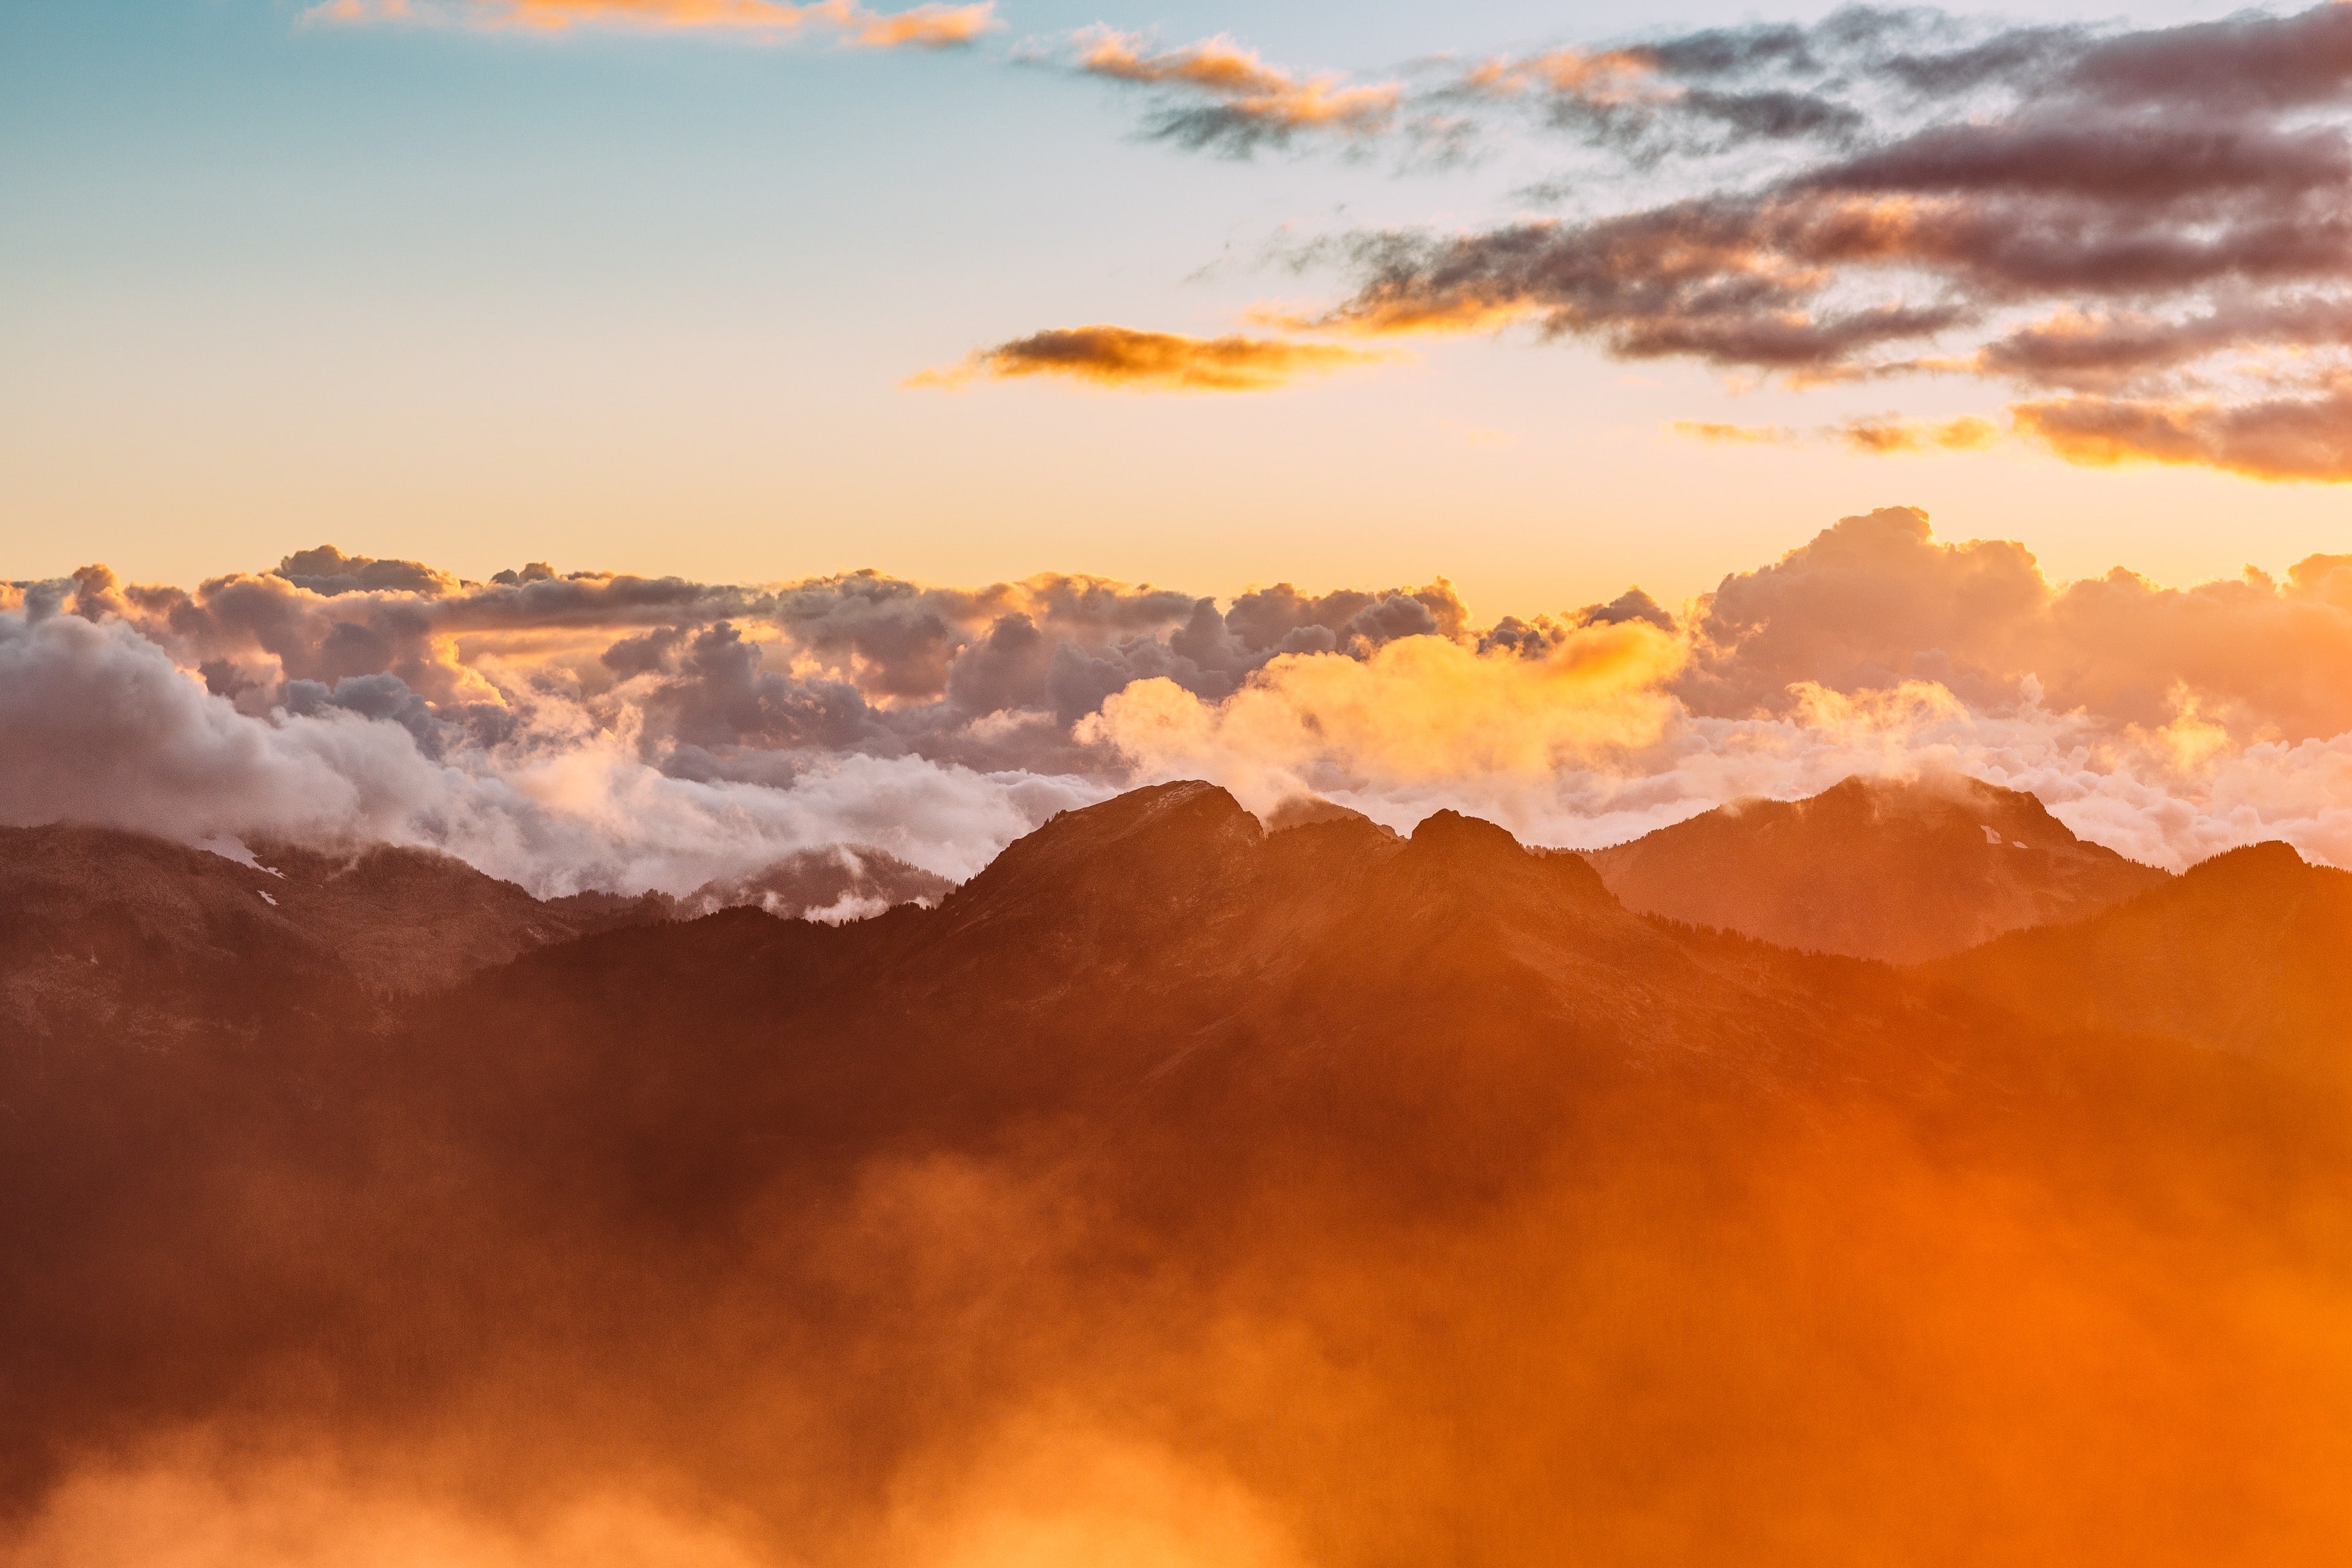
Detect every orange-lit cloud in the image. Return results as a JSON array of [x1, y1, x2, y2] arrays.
[[1078, 620, 1686, 811], [1673, 421, 1799, 445], [1071, 29, 1401, 153], [1835, 415, 2001, 454], [1671, 416, 2000, 453], [2013, 386, 2352, 480], [304, 0, 999, 46], [1458, 46, 1662, 107], [1205, 5, 2352, 482], [909, 325, 1392, 393], [1257, 292, 1534, 340]]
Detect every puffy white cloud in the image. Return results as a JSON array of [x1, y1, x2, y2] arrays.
[[0, 609, 1102, 897]]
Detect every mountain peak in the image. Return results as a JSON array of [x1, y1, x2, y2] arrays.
[[2184, 838, 2311, 882], [1588, 773, 2167, 961], [1410, 808, 1524, 857], [937, 780, 1263, 935]]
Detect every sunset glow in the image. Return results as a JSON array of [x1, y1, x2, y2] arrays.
[[6, 4, 2352, 1567]]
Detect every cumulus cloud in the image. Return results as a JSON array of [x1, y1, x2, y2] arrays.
[[1, 550, 1479, 894], [15, 516, 2352, 891], [1078, 620, 1686, 810], [1066, 508, 2352, 871], [1680, 506, 2352, 741], [909, 325, 1391, 393], [1068, 29, 1402, 155], [0, 604, 1100, 897], [304, 0, 999, 47]]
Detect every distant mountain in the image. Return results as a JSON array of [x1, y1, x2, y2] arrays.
[[0, 825, 654, 1046], [1926, 840, 2352, 1078], [0, 825, 946, 1046], [4, 785, 2346, 1564], [1584, 773, 2168, 961]]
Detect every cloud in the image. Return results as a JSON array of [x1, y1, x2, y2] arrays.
[[833, 0, 994, 50], [1672, 416, 2001, 453], [1068, 29, 1401, 154], [909, 326, 1391, 393], [2012, 384, 2352, 480], [1200, 4, 2352, 481], [3, 551, 1482, 894], [1680, 505, 2352, 744], [1834, 415, 1999, 454], [303, 0, 999, 47], [1449, 36, 1869, 159], [1078, 620, 1687, 811], [16, 515, 2352, 890], [0, 605, 1103, 897]]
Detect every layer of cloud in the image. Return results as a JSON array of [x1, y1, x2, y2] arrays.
[[909, 325, 1391, 392], [304, 0, 998, 48], [14, 514, 2352, 892]]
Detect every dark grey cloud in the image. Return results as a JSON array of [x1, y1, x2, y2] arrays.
[[1200, 3, 2352, 478]]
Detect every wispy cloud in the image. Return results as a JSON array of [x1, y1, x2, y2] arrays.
[[2013, 384, 2352, 480], [908, 324, 1392, 392], [304, 0, 999, 47], [1164, 4, 2352, 483], [1065, 28, 1402, 155], [1674, 415, 2002, 454], [1836, 415, 2000, 454], [1673, 421, 1800, 446]]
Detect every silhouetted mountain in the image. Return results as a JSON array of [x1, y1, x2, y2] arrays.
[[0, 825, 657, 1043], [1927, 840, 2352, 1078], [0, 825, 954, 1046], [3, 786, 2346, 1567], [1584, 773, 2168, 961]]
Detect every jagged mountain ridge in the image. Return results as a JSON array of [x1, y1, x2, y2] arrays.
[[0, 824, 947, 1041], [4, 783, 2348, 1566], [1584, 773, 2170, 962]]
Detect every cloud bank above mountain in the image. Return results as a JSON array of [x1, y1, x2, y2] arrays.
[[9, 512, 2352, 892]]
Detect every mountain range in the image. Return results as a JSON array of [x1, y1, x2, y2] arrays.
[[2, 779, 2345, 1566]]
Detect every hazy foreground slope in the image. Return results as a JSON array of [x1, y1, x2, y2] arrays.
[[4, 784, 2348, 1568], [1585, 774, 2167, 961]]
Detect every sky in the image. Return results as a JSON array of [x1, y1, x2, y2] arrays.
[[7, 0, 2350, 619], [10, 0, 2352, 896]]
